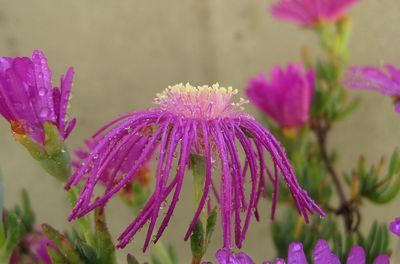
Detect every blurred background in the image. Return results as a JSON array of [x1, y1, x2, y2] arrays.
[[0, 0, 399, 262]]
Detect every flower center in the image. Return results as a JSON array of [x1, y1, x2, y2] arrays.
[[154, 83, 247, 119]]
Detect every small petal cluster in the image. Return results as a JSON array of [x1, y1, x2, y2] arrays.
[[271, 0, 359, 27], [10, 228, 57, 264], [0, 50, 76, 144], [246, 64, 315, 129], [72, 134, 153, 195], [345, 64, 400, 113], [67, 83, 323, 252], [389, 217, 400, 237], [264, 240, 390, 264], [215, 249, 255, 264]]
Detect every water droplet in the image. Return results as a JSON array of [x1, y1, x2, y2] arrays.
[[292, 243, 302, 252], [160, 200, 168, 209], [39, 108, 49, 118], [38, 88, 47, 96]]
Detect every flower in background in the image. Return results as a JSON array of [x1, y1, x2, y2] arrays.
[[0, 50, 75, 180], [215, 248, 255, 264], [72, 134, 153, 201], [389, 217, 400, 237], [344, 64, 400, 113], [264, 240, 390, 264], [246, 64, 315, 130], [270, 0, 359, 27], [10, 228, 57, 264], [66, 83, 324, 252]]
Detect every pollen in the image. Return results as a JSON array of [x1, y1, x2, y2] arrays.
[[154, 83, 248, 119]]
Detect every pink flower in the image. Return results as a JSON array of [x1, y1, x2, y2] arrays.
[[345, 64, 400, 113], [265, 240, 390, 264], [72, 135, 153, 198], [215, 249, 255, 264], [389, 217, 400, 237], [246, 64, 315, 129], [0, 50, 76, 180], [10, 228, 57, 264], [270, 0, 359, 27], [67, 83, 324, 251], [0, 50, 75, 144]]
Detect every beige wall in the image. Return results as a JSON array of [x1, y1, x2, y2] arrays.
[[0, 0, 399, 262]]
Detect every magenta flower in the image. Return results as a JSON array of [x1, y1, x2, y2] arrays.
[[72, 134, 153, 196], [66, 83, 324, 252], [0, 50, 75, 144], [10, 228, 57, 264], [270, 0, 359, 27], [265, 240, 390, 264], [246, 64, 315, 129], [389, 217, 400, 237], [345, 64, 400, 113], [215, 248, 255, 264], [0, 50, 75, 180]]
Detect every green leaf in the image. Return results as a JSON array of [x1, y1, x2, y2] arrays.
[[151, 255, 162, 264], [42, 224, 81, 263], [20, 190, 35, 231], [205, 208, 217, 250], [167, 245, 178, 264], [5, 212, 26, 254], [75, 239, 97, 263], [94, 209, 116, 264], [0, 170, 3, 216], [190, 220, 205, 259], [47, 245, 69, 264]]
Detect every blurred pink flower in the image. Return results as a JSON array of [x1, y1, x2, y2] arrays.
[[264, 240, 390, 264], [215, 248, 255, 264], [270, 0, 359, 26], [389, 217, 400, 237], [345, 64, 400, 113], [72, 134, 153, 199], [246, 64, 315, 129], [10, 228, 57, 264]]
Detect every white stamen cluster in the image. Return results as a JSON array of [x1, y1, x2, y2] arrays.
[[154, 83, 248, 119]]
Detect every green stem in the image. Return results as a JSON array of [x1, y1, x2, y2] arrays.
[[153, 241, 174, 264], [191, 154, 207, 223], [67, 187, 96, 248]]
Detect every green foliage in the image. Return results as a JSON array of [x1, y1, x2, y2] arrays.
[[265, 12, 399, 262], [42, 208, 116, 264], [345, 150, 400, 204], [190, 208, 218, 263], [357, 222, 391, 263], [272, 211, 338, 262], [0, 190, 35, 263], [42, 223, 82, 263]]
